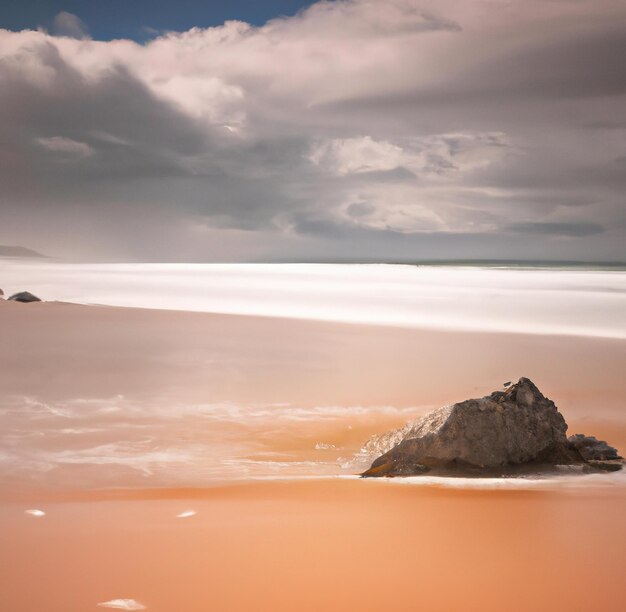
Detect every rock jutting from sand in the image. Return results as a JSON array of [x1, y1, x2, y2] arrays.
[[7, 291, 42, 303], [361, 377, 623, 477], [567, 434, 621, 460]]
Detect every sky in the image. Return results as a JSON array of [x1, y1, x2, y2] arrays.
[[0, 1, 317, 41], [0, 0, 625, 262]]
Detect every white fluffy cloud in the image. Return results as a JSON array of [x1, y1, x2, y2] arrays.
[[308, 137, 407, 175], [308, 132, 508, 178], [1, 0, 625, 260]]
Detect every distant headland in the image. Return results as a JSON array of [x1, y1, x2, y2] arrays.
[[0, 245, 46, 258]]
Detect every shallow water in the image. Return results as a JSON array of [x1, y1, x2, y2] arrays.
[[0, 393, 413, 487], [3, 392, 624, 490], [3, 261, 626, 338]]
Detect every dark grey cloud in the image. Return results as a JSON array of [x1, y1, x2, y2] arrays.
[[507, 222, 606, 238], [0, 44, 209, 188], [346, 201, 377, 218], [444, 27, 626, 102]]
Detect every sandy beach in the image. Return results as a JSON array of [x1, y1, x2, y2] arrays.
[[1, 297, 625, 610], [4, 0, 626, 608], [1, 480, 625, 612]]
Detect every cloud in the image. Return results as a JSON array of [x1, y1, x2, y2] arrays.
[[51, 12, 90, 40], [36, 136, 94, 157], [308, 132, 508, 177], [308, 136, 407, 175], [0, 0, 625, 261], [286, 0, 462, 37], [507, 222, 606, 238]]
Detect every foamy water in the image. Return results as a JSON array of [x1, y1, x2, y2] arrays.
[[2, 261, 626, 338], [1, 393, 624, 490], [0, 393, 419, 487]]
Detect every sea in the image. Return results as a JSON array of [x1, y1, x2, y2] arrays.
[[2, 260, 626, 338]]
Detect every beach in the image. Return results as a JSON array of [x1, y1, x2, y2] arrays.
[[1, 264, 625, 610], [4, 0, 626, 608], [2, 480, 626, 612]]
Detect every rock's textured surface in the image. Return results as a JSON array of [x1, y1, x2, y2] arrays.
[[362, 378, 622, 477], [568, 434, 622, 461], [8, 291, 42, 303]]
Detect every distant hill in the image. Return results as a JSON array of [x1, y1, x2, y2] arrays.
[[0, 245, 46, 258]]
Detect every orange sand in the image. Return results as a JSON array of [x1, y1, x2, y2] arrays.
[[1, 300, 625, 610], [2, 480, 626, 612]]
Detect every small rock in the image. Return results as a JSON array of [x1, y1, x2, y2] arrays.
[[568, 434, 622, 462], [8, 291, 42, 303]]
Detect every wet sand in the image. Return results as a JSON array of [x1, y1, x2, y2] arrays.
[[1, 299, 625, 413], [2, 480, 626, 612], [1, 300, 625, 610]]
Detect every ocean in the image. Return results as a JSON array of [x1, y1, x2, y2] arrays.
[[2, 261, 626, 338]]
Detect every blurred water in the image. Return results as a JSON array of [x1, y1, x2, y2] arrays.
[[0, 394, 412, 487], [2, 261, 626, 338]]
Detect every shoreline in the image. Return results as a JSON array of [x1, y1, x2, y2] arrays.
[[3, 464, 626, 505], [4, 297, 626, 342], [2, 261, 626, 339]]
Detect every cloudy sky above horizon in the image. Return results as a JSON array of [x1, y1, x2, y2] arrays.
[[1, 0, 625, 261]]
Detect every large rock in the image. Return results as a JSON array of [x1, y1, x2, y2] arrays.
[[8, 291, 42, 303], [362, 378, 622, 477]]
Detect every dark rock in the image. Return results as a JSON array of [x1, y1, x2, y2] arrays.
[[584, 460, 624, 472], [8, 291, 42, 303], [567, 434, 622, 461], [361, 378, 623, 477]]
